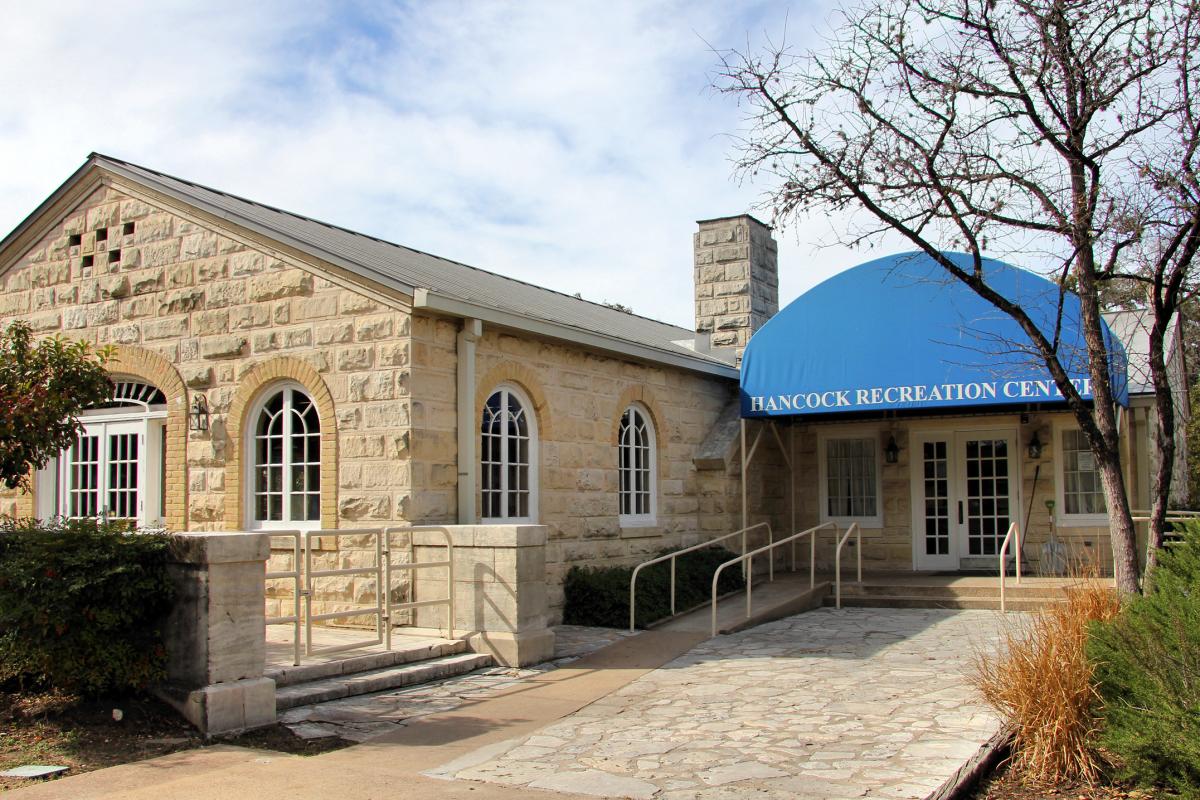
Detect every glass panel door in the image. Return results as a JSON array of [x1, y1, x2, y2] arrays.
[[61, 421, 143, 523], [959, 435, 1014, 558], [912, 433, 957, 570]]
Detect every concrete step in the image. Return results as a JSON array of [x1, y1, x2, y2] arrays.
[[274, 652, 494, 711], [824, 594, 1064, 612], [266, 638, 470, 688], [836, 583, 1070, 600]]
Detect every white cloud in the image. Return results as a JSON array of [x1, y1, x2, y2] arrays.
[[0, 0, 899, 328]]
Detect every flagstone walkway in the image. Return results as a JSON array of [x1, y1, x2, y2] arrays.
[[429, 608, 1014, 799]]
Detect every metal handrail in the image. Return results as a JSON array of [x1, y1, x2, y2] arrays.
[[834, 523, 862, 609], [629, 522, 771, 633], [264, 530, 303, 666], [999, 522, 1022, 612], [384, 525, 455, 644], [305, 528, 386, 656], [710, 522, 837, 636]]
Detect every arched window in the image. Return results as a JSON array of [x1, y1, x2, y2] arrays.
[[481, 385, 536, 522], [37, 379, 167, 527], [618, 404, 656, 526], [248, 385, 321, 528]]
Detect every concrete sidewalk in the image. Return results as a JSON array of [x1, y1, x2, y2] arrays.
[[6, 629, 708, 800]]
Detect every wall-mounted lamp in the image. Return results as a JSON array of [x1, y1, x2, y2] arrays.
[[1027, 431, 1042, 460], [190, 394, 209, 432], [884, 435, 900, 464]]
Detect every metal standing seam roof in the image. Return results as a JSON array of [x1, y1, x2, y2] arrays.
[[63, 154, 736, 376]]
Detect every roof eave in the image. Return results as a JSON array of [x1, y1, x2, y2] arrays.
[[414, 289, 740, 380]]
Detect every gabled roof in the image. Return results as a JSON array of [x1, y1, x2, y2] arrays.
[[0, 154, 737, 379]]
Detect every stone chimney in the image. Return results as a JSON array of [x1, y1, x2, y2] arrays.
[[694, 215, 779, 360]]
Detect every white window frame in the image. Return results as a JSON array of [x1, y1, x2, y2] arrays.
[[817, 427, 884, 528], [618, 403, 657, 528], [479, 383, 538, 524], [1054, 423, 1109, 527], [244, 382, 323, 531], [35, 382, 167, 528]]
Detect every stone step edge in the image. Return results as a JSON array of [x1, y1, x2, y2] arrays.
[[267, 638, 468, 688], [274, 652, 494, 711], [837, 586, 1075, 599], [825, 595, 1065, 610]]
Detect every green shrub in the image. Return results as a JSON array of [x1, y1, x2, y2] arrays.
[[562, 546, 745, 629], [0, 518, 174, 696], [1088, 520, 1200, 797]]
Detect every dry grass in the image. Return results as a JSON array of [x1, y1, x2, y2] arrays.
[[971, 574, 1121, 786]]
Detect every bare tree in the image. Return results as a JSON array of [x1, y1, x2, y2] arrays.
[[715, 0, 1200, 593]]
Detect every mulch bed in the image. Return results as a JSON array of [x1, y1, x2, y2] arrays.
[[0, 690, 349, 791], [964, 758, 1167, 800]]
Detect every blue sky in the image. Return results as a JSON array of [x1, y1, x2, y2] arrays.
[[0, 0, 898, 329]]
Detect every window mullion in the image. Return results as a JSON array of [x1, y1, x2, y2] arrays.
[[282, 389, 293, 523], [500, 390, 510, 520]]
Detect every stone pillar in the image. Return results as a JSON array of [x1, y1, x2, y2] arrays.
[[412, 525, 554, 667], [694, 215, 779, 360], [157, 532, 276, 735]]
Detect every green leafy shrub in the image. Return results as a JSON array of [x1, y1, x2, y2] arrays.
[[0, 518, 174, 696], [1088, 520, 1200, 797], [562, 546, 745, 629]]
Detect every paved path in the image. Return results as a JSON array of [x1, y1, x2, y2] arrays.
[[279, 625, 637, 742], [429, 608, 1010, 799]]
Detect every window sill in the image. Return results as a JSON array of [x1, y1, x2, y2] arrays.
[[619, 517, 658, 529], [1055, 515, 1109, 529], [820, 517, 884, 530]]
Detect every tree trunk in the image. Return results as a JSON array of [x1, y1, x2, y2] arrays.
[[1097, 447, 1140, 593], [1073, 251, 1140, 594], [1143, 321, 1177, 584]]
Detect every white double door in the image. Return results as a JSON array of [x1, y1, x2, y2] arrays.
[[55, 417, 162, 525], [911, 430, 1019, 571]]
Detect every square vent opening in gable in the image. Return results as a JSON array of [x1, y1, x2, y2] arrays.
[[108, 250, 121, 264], [123, 222, 135, 236], [96, 229, 108, 243], [81, 254, 94, 268], [68, 234, 82, 247]]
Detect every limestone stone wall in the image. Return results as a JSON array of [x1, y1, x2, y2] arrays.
[[457, 328, 742, 615], [0, 182, 422, 621]]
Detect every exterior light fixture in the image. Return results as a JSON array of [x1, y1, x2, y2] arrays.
[[1027, 431, 1042, 460], [884, 435, 900, 464], [190, 394, 209, 432]]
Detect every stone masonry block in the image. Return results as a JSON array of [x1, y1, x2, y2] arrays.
[[247, 269, 312, 301]]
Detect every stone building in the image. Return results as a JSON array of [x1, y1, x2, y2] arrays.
[[0, 155, 779, 621], [0, 155, 1184, 630]]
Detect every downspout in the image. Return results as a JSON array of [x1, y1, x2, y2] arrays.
[[456, 318, 483, 523]]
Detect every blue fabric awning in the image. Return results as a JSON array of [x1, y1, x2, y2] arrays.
[[740, 252, 1129, 418]]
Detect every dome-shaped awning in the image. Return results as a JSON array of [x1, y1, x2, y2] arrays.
[[740, 252, 1128, 418]]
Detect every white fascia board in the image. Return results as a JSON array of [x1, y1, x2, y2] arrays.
[[414, 289, 739, 380]]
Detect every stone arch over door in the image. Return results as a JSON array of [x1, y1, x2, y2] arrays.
[[106, 346, 189, 530], [225, 357, 338, 529]]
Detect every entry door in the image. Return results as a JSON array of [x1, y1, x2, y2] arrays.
[[913, 431, 1018, 570], [61, 420, 144, 522], [958, 434, 1016, 561]]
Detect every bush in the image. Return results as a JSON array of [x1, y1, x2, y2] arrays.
[[0, 518, 174, 696], [971, 572, 1120, 785], [1088, 521, 1200, 798], [562, 546, 745, 629]]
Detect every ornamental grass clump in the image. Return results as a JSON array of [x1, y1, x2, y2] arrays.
[[971, 569, 1121, 786], [1088, 521, 1200, 798]]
